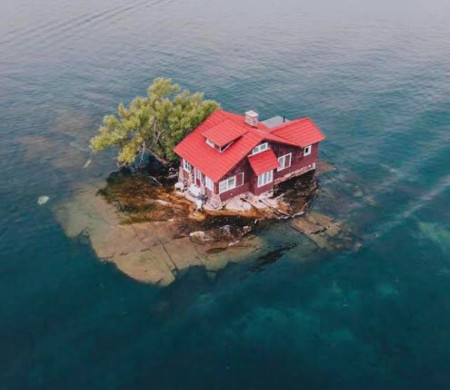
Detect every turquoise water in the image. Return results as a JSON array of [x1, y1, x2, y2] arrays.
[[1, 0, 450, 388]]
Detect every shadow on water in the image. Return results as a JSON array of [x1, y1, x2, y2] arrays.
[[275, 170, 319, 212], [249, 242, 299, 272]]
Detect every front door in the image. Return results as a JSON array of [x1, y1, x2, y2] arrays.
[[194, 168, 203, 187]]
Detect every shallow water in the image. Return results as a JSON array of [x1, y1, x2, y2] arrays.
[[1, 0, 450, 388]]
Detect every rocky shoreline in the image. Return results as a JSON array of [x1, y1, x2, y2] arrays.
[[55, 182, 266, 286], [94, 167, 322, 246], [54, 160, 354, 286]]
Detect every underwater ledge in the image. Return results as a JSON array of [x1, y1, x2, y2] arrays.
[[54, 161, 354, 286]]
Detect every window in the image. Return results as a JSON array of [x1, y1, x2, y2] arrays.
[[220, 143, 232, 152], [250, 142, 269, 156], [194, 168, 203, 184], [257, 170, 273, 187], [205, 176, 214, 191], [207, 139, 232, 153], [183, 160, 192, 172], [303, 145, 312, 156], [219, 175, 237, 193], [206, 139, 216, 149], [235, 172, 244, 187], [277, 153, 292, 171]]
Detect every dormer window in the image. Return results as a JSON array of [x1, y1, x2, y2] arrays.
[[220, 143, 232, 152], [203, 119, 247, 153], [206, 138, 232, 153], [206, 138, 216, 149], [250, 142, 269, 156]]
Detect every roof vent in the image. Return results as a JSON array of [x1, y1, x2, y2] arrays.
[[245, 110, 259, 127]]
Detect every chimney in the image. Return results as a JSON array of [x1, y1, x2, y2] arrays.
[[245, 110, 259, 127]]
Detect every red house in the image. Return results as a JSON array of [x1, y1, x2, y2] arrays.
[[173, 109, 325, 209]]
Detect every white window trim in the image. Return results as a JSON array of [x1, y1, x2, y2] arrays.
[[183, 159, 192, 172], [303, 145, 312, 156], [206, 139, 232, 153], [205, 176, 214, 191], [194, 168, 203, 185], [237, 172, 244, 188], [220, 142, 232, 152], [219, 175, 236, 194], [257, 170, 273, 187], [249, 142, 269, 156], [206, 139, 215, 149], [277, 153, 292, 172], [218, 173, 244, 194]]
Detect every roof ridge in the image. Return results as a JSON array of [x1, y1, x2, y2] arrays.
[[269, 117, 311, 132], [222, 110, 272, 133], [221, 110, 245, 122], [173, 110, 325, 182]]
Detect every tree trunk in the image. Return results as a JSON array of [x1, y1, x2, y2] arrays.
[[149, 149, 171, 165]]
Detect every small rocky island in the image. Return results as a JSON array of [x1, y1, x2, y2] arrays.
[[56, 79, 354, 286], [56, 159, 353, 286]]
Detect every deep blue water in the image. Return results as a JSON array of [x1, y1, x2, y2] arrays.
[[1, 0, 450, 388]]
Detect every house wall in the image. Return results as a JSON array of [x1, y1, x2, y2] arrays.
[[218, 159, 252, 201], [205, 186, 214, 198], [272, 142, 319, 181], [179, 160, 213, 196], [250, 174, 274, 195], [179, 160, 192, 182], [179, 141, 320, 202], [248, 142, 319, 195], [179, 159, 217, 199]]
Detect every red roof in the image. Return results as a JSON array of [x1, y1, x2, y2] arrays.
[[248, 149, 280, 175], [270, 118, 325, 147], [173, 109, 325, 182], [202, 119, 247, 147]]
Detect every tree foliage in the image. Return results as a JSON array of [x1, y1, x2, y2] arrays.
[[90, 78, 220, 165]]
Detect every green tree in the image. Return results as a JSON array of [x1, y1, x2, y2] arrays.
[[90, 78, 219, 166]]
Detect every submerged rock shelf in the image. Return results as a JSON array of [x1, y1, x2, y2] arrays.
[[54, 161, 354, 286], [55, 182, 265, 286], [290, 212, 353, 250]]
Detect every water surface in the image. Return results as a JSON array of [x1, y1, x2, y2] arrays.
[[1, 0, 450, 388]]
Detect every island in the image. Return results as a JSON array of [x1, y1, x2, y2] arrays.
[[56, 78, 353, 286]]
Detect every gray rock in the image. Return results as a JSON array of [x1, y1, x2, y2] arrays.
[[242, 226, 252, 234], [190, 231, 213, 243], [219, 225, 232, 236], [353, 189, 364, 198], [37, 196, 50, 205]]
